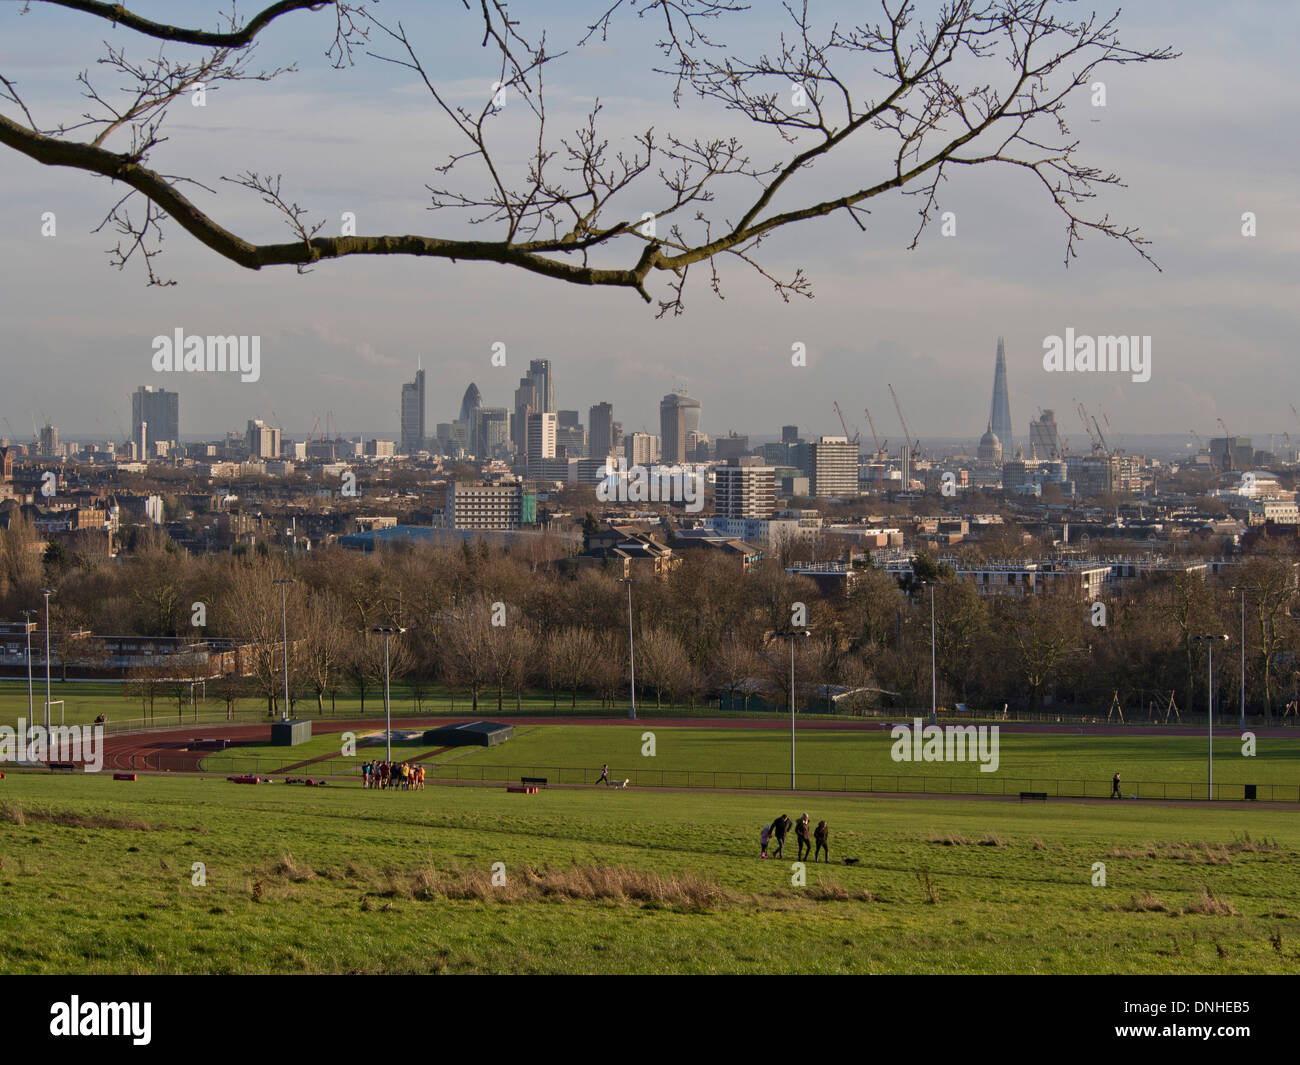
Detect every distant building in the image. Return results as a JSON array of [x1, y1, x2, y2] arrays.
[[978, 423, 1003, 465], [589, 402, 615, 460], [660, 391, 701, 465], [988, 337, 1013, 454], [625, 432, 661, 466], [246, 419, 280, 459], [447, 480, 537, 530], [526, 411, 557, 467], [400, 363, 427, 454], [1028, 409, 1061, 460], [809, 436, 858, 498], [714, 432, 750, 462], [132, 386, 180, 454], [1209, 436, 1253, 472], [39, 424, 59, 458], [529, 359, 555, 413], [713, 456, 774, 520], [513, 376, 539, 455]]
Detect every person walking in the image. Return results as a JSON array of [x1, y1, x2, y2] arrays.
[[759, 823, 772, 859], [813, 820, 829, 862], [770, 814, 791, 859], [595, 763, 610, 786], [1111, 772, 1122, 799], [796, 813, 812, 862]]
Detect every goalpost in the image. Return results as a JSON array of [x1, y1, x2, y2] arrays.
[[44, 700, 65, 726]]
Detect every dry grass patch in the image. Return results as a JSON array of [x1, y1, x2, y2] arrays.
[[0, 799, 155, 832], [1186, 885, 1239, 917]]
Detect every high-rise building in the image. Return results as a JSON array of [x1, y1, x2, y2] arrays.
[[660, 391, 702, 464], [989, 337, 1013, 455], [624, 432, 660, 466], [714, 432, 750, 462], [782, 425, 800, 445], [1028, 409, 1061, 460], [556, 410, 585, 457], [528, 359, 555, 413], [526, 411, 557, 466], [475, 408, 511, 459], [131, 386, 180, 453], [589, 402, 615, 460], [513, 376, 539, 455], [714, 456, 775, 519], [809, 436, 858, 498], [246, 419, 280, 459], [447, 480, 537, 530], [38, 424, 59, 458], [400, 362, 426, 455]]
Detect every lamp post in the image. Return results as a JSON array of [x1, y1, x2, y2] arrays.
[[617, 577, 637, 719], [20, 609, 36, 724], [371, 626, 406, 762], [777, 628, 810, 790], [273, 578, 295, 720], [41, 588, 52, 733], [1193, 634, 1229, 800]]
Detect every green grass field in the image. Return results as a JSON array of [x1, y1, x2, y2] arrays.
[[1, 772, 1297, 974], [198, 723, 1300, 802]]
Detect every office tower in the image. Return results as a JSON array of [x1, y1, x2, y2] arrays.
[[714, 432, 749, 462], [458, 381, 482, 425], [476, 408, 510, 459], [131, 386, 180, 453], [526, 411, 557, 465], [989, 337, 1013, 454], [589, 402, 614, 460], [714, 456, 775, 519], [400, 362, 427, 455], [528, 359, 554, 413], [782, 425, 800, 445], [246, 419, 281, 459], [624, 432, 661, 466], [809, 436, 858, 498], [38, 424, 59, 458], [1028, 409, 1061, 460], [900, 443, 912, 491], [659, 390, 702, 464], [513, 376, 538, 454], [556, 412, 585, 458]]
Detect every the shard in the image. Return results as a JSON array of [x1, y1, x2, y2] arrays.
[[988, 337, 1013, 455]]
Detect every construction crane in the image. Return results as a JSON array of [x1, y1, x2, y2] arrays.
[[887, 384, 921, 459], [832, 402, 860, 445], [1092, 415, 1110, 456], [863, 407, 885, 493], [1075, 402, 1102, 454]]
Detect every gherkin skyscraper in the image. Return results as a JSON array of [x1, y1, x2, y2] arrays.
[[988, 337, 1013, 455]]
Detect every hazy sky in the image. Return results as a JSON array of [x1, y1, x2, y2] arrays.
[[1, 0, 1297, 452]]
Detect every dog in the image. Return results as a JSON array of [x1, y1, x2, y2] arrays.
[[609, 779, 629, 789], [843, 857, 860, 866]]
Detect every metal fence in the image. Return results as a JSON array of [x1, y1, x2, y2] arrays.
[[76, 750, 1300, 802]]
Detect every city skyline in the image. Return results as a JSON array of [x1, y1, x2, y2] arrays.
[[1, 2, 1296, 443]]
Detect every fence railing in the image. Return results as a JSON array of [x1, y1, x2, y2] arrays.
[[69, 749, 1300, 803]]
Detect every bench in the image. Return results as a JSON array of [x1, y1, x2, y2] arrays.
[[49, 762, 77, 773], [113, 773, 137, 782], [1019, 791, 1047, 802], [521, 776, 547, 789], [508, 776, 547, 795], [227, 774, 260, 785]]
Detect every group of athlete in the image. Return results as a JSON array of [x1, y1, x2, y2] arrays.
[[362, 760, 425, 790], [761, 813, 829, 861]]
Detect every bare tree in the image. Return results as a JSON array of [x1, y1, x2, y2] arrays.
[[0, 2, 1174, 308]]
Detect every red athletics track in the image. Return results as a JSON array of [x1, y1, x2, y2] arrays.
[[98, 715, 1300, 773]]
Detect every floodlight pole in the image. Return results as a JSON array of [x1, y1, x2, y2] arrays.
[[42, 588, 52, 734], [21, 609, 36, 724], [782, 629, 809, 790], [1239, 588, 1246, 730], [1195, 634, 1228, 800], [372, 626, 406, 762], [273, 578, 295, 720], [618, 577, 637, 719], [929, 583, 938, 725]]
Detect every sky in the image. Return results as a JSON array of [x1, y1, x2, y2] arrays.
[[1, 0, 1297, 452]]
